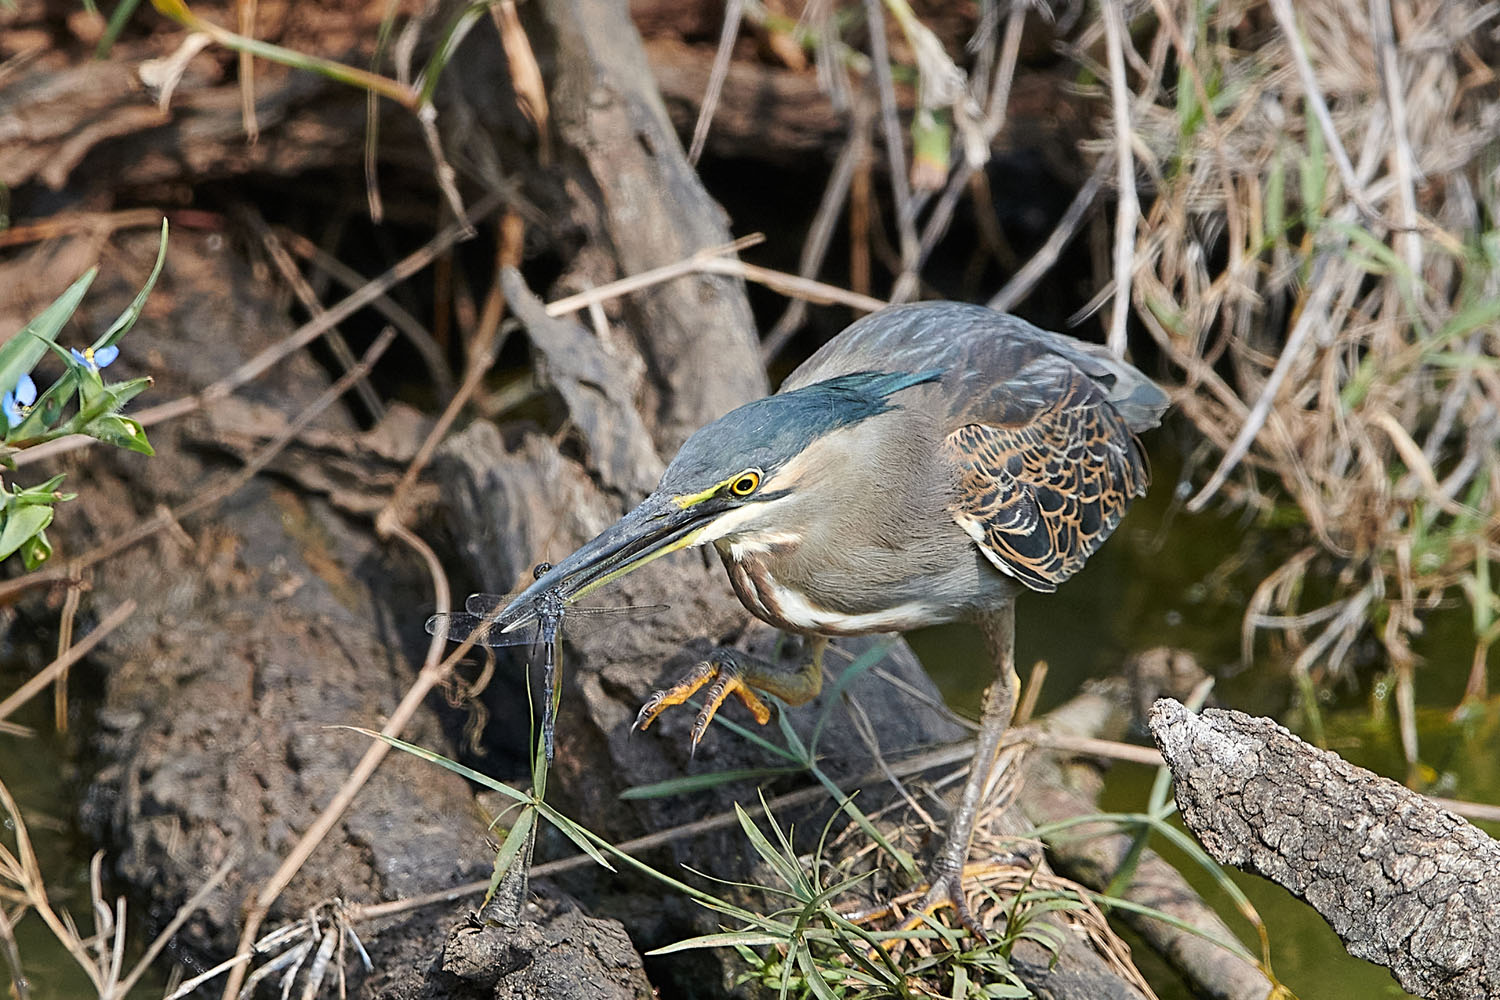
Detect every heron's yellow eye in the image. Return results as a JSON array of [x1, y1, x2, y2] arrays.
[[728, 470, 761, 497]]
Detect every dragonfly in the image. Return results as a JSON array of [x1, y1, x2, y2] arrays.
[[425, 563, 667, 761]]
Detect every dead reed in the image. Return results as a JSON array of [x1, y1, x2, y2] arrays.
[[1085, 0, 1499, 760]]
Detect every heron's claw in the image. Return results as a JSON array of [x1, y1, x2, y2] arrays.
[[902, 859, 989, 942], [633, 650, 773, 752]]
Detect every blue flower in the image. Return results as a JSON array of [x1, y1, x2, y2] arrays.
[[71, 345, 119, 373], [3, 374, 37, 427]]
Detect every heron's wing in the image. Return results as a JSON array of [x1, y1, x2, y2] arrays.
[[941, 354, 1149, 592], [781, 303, 1168, 434]]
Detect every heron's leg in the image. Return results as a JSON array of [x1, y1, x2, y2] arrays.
[[635, 635, 829, 750], [913, 598, 1017, 938]]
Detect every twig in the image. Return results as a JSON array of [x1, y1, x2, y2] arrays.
[[688, 0, 744, 165], [161, 952, 254, 1000], [541, 234, 764, 317], [910, 0, 1026, 274], [700, 258, 887, 312], [381, 210, 521, 518], [987, 166, 1108, 313], [218, 214, 525, 1000], [0, 331, 398, 603], [982, 0, 1025, 137], [0, 778, 102, 991], [1099, 0, 1139, 359], [0, 208, 189, 249], [0, 600, 137, 724], [150, 1, 421, 111], [236, 0, 259, 143], [1264, 0, 1380, 222], [864, 0, 919, 299], [112, 854, 237, 998], [534, 235, 886, 322], [11, 191, 503, 471], [1187, 253, 1334, 511], [238, 206, 385, 421], [1367, 0, 1423, 277], [274, 226, 455, 401], [0, 904, 26, 1000], [1141, 0, 1248, 298], [52, 565, 83, 732], [761, 92, 875, 361], [490, 0, 550, 162]]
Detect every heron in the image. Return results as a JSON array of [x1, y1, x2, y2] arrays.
[[483, 300, 1168, 929]]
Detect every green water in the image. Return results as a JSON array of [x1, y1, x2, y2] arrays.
[[908, 445, 1498, 1000], [0, 696, 115, 1000]]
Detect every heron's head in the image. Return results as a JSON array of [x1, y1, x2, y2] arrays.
[[505, 369, 940, 613]]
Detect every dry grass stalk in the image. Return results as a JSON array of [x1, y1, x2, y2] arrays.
[[1092, 0, 1500, 740]]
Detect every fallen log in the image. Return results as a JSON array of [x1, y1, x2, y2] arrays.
[[1149, 699, 1500, 1000]]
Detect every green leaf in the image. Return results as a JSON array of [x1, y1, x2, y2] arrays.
[[84, 414, 154, 455], [20, 530, 52, 570], [1299, 112, 1327, 232], [809, 640, 889, 754], [620, 767, 805, 799], [735, 803, 803, 892], [12, 474, 69, 502], [910, 107, 951, 186], [0, 267, 96, 398], [1264, 150, 1286, 248], [416, 1, 489, 105], [347, 728, 531, 803], [97, 0, 146, 58], [7, 371, 70, 440], [538, 808, 616, 872], [10, 370, 149, 443], [703, 706, 801, 762], [792, 943, 841, 1000], [0, 503, 53, 561], [82, 375, 152, 420], [483, 808, 535, 908], [97, 219, 169, 349], [38, 394, 66, 426], [646, 931, 787, 956]]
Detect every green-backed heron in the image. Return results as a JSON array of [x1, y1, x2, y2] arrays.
[[488, 300, 1167, 928]]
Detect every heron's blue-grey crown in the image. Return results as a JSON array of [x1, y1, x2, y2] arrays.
[[658, 369, 942, 493]]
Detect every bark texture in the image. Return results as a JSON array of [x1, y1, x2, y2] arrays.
[[1150, 699, 1500, 1000], [369, 895, 655, 1000], [530, 0, 767, 453], [35, 229, 490, 961]]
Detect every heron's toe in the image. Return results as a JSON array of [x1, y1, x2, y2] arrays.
[[633, 649, 774, 752], [902, 860, 989, 942], [633, 660, 715, 732]]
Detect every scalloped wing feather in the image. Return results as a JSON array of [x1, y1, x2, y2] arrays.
[[943, 357, 1149, 592]]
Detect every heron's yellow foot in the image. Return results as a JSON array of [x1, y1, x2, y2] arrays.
[[633, 651, 773, 751], [902, 859, 989, 942]]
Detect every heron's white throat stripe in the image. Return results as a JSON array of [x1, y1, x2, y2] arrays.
[[692, 494, 798, 546]]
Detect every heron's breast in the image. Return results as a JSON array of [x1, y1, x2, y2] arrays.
[[714, 541, 952, 636]]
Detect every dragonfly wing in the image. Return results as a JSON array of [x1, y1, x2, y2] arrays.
[[425, 612, 538, 648], [464, 593, 512, 617], [556, 604, 670, 642]]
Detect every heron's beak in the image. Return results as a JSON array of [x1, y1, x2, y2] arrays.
[[494, 491, 720, 626]]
